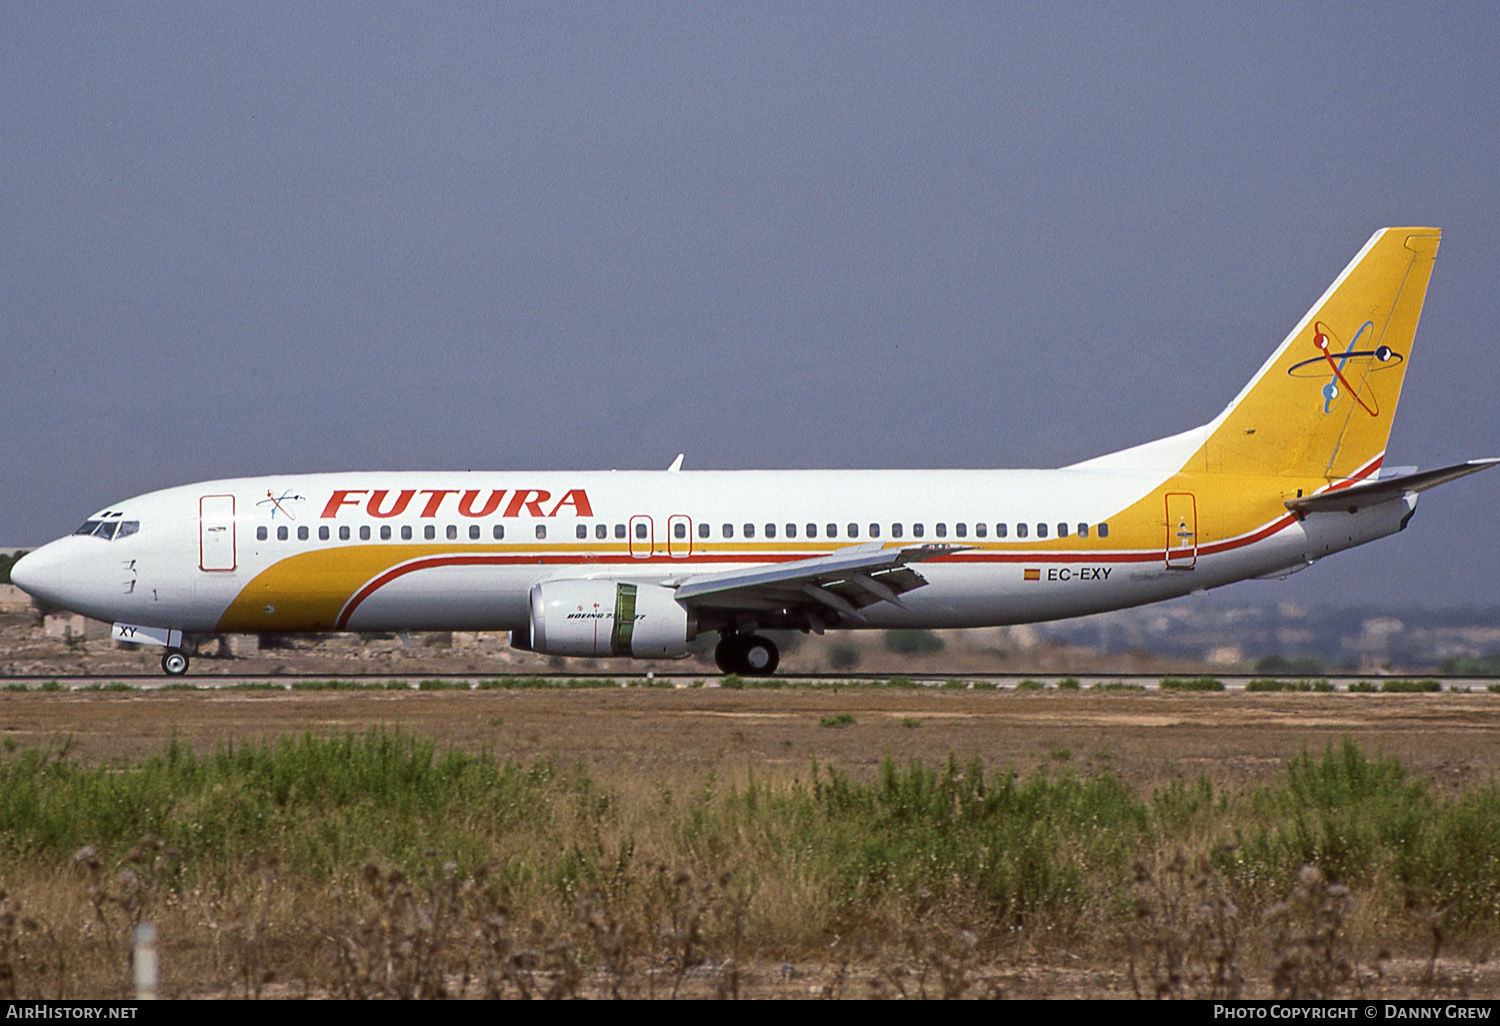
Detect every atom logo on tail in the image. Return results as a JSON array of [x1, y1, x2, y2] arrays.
[[1286, 320, 1402, 416]]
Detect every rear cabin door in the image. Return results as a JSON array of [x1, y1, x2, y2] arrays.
[[199, 494, 237, 571], [1164, 492, 1198, 570], [667, 515, 692, 558]]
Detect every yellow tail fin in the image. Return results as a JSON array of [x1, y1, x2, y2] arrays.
[[1205, 227, 1440, 482]]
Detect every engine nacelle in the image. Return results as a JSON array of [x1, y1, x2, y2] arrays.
[[520, 579, 694, 659]]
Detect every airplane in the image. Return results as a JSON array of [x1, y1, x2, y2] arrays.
[[10, 227, 1496, 677]]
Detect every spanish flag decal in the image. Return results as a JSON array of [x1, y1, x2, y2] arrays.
[[1023, 568, 1040, 581]]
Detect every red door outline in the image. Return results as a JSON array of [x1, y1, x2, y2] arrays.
[[629, 515, 654, 559], [199, 494, 237, 571], [1165, 492, 1198, 570], [667, 515, 692, 558]]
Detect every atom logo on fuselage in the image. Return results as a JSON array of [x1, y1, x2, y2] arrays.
[[1286, 320, 1402, 417], [256, 489, 306, 520]]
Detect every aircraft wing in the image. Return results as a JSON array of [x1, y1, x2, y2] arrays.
[[673, 542, 964, 621], [1286, 458, 1500, 514]]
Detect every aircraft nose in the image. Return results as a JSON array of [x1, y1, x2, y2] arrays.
[[8, 543, 72, 609]]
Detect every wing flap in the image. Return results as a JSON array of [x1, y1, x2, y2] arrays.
[[673, 543, 961, 621]]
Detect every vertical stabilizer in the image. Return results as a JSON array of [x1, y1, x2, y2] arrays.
[[1203, 228, 1440, 481]]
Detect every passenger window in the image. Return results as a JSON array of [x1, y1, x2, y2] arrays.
[[806, 523, 817, 539], [536, 525, 547, 540], [1037, 523, 1048, 538], [913, 523, 925, 539], [722, 524, 733, 539], [359, 526, 371, 541], [743, 524, 755, 539], [257, 526, 268, 541], [936, 523, 947, 538], [1058, 523, 1069, 538], [380, 525, 391, 541], [826, 523, 837, 539], [996, 523, 1007, 538], [425, 525, 436, 540], [892, 524, 903, 539], [446, 525, 457, 540], [675, 522, 687, 539], [318, 526, 330, 541], [869, 523, 880, 538], [1015, 524, 1027, 538], [765, 524, 776, 539], [785, 523, 796, 539], [493, 525, 505, 540], [469, 525, 481, 540], [846, 523, 858, 538], [1078, 523, 1089, 538], [577, 525, 588, 540], [615, 524, 626, 539], [698, 523, 709, 539], [401, 525, 412, 540], [340, 526, 351, 541], [600, 524, 610, 540], [298, 526, 309, 541], [975, 523, 986, 538], [277, 526, 289, 541], [955, 523, 966, 538], [635, 522, 648, 540], [1099, 523, 1110, 538]]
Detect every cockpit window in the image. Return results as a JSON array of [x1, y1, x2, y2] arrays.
[[73, 519, 139, 540]]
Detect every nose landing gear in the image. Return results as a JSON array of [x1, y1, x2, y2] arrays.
[[160, 649, 190, 676], [713, 633, 779, 677]]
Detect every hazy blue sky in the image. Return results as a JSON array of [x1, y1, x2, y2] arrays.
[[3, 3, 1498, 607]]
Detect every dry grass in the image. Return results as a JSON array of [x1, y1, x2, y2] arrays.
[[0, 731, 1492, 998], [0, 687, 1496, 997]]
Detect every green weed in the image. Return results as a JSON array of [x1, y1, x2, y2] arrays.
[[1378, 678, 1442, 693], [1245, 679, 1334, 693], [1160, 677, 1224, 692]]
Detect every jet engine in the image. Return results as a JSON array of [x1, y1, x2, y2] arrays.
[[515, 579, 695, 658]]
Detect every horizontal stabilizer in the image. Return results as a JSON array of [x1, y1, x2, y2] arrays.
[[1286, 458, 1500, 514]]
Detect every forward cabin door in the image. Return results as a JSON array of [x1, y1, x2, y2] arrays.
[[199, 494, 237, 571], [1164, 492, 1198, 570]]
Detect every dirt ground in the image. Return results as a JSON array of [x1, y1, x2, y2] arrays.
[[4, 686, 1500, 998], [2, 684, 1500, 998], [2, 685, 1497, 793]]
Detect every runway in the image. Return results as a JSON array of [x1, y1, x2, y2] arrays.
[[3, 671, 1496, 691]]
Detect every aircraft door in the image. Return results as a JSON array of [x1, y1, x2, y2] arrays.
[[629, 515, 654, 559], [199, 495, 237, 571], [667, 515, 692, 558], [1165, 492, 1198, 570]]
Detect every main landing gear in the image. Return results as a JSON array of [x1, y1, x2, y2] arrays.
[[714, 633, 779, 677], [160, 649, 190, 676]]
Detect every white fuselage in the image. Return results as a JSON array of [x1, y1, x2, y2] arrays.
[[12, 467, 1414, 638]]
